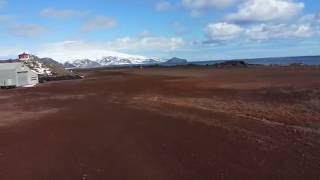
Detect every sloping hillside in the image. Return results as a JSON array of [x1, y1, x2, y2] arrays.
[[27, 55, 71, 76], [0, 55, 71, 76]]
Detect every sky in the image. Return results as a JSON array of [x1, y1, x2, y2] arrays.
[[0, 0, 319, 62]]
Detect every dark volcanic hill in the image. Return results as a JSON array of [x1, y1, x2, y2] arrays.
[[163, 57, 188, 66], [214, 60, 248, 68]]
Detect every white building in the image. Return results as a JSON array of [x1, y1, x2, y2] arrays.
[[0, 62, 39, 88]]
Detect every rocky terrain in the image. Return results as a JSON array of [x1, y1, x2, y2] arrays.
[[213, 60, 248, 67], [28, 55, 71, 76]]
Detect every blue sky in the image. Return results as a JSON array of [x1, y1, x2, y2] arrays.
[[0, 0, 319, 61]]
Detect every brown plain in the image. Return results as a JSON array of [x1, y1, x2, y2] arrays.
[[0, 66, 320, 180]]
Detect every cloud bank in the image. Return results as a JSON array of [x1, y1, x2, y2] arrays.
[[40, 8, 89, 18], [35, 35, 185, 62], [81, 16, 117, 32], [227, 0, 304, 23]]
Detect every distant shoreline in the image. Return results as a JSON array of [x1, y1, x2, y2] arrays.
[[190, 55, 320, 66]]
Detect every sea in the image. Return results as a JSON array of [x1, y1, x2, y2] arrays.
[[190, 56, 320, 66]]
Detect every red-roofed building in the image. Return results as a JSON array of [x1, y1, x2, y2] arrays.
[[18, 52, 30, 61]]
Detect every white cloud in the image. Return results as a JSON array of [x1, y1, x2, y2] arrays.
[[299, 13, 320, 24], [246, 23, 316, 40], [182, 0, 237, 9], [106, 36, 185, 51], [35, 36, 185, 62], [203, 21, 318, 43], [40, 8, 89, 18], [181, 0, 239, 17], [316, 12, 320, 20], [36, 41, 146, 62], [171, 21, 187, 35], [155, 1, 175, 11], [227, 0, 304, 23], [8, 24, 48, 37], [81, 16, 117, 32], [189, 9, 203, 17], [0, 15, 10, 22], [204, 22, 244, 41], [0, 0, 7, 8], [139, 30, 152, 38]]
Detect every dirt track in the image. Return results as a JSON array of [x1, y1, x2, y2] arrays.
[[1, 66, 320, 180]]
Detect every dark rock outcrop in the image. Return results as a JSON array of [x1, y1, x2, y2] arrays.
[[213, 60, 248, 68], [163, 57, 188, 66]]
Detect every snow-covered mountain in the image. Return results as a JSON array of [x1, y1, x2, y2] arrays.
[[64, 56, 161, 68], [98, 56, 134, 66], [71, 59, 101, 68]]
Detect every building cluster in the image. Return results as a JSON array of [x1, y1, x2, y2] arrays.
[[0, 53, 39, 88]]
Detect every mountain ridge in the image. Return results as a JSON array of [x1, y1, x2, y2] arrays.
[[64, 56, 163, 68]]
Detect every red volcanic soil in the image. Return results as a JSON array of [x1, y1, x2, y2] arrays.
[[1, 66, 320, 180]]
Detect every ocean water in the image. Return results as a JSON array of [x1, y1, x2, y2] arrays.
[[190, 56, 320, 66]]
